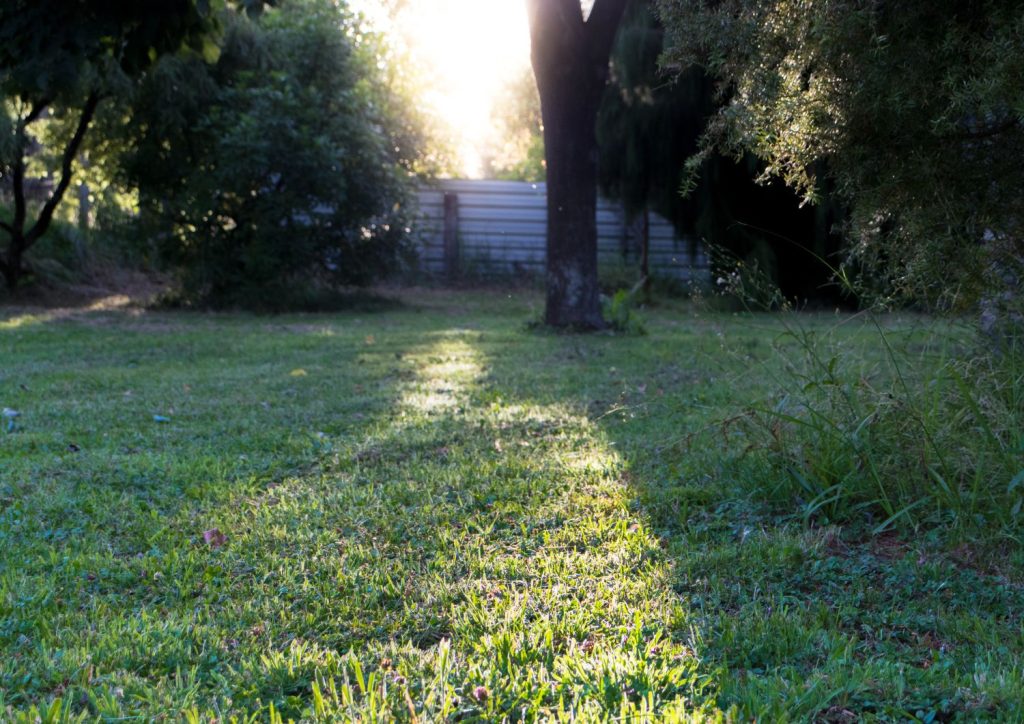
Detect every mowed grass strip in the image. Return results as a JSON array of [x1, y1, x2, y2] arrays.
[[1, 290, 1021, 721]]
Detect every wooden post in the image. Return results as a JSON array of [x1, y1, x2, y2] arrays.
[[620, 202, 629, 262], [77, 182, 91, 231], [640, 207, 651, 298], [443, 192, 459, 279], [75, 180, 91, 268]]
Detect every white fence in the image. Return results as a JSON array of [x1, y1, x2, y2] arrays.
[[413, 179, 707, 280]]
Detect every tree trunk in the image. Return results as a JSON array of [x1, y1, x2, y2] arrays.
[[0, 248, 19, 290], [528, 0, 627, 329], [541, 84, 604, 327]]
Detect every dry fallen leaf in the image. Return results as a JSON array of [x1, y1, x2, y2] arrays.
[[203, 528, 227, 548]]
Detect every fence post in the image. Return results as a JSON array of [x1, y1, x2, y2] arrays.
[[640, 207, 651, 296], [443, 192, 459, 279]]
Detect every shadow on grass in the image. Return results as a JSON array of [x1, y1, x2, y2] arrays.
[[149, 287, 410, 315], [474, 318, 1024, 721], [0, 286, 410, 335], [4, 303, 1023, 720], [0, 307, 449, 715]]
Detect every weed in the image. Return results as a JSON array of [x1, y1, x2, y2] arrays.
[[603, 289, 647, 335], [735, 318, 1023, 534]]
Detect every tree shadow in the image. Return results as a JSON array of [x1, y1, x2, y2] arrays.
[[472, 314, 1024, 720], [5, 302, 1023, 720]]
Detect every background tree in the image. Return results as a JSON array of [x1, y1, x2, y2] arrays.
[[115, 0, 423, 309], [481, 69, 545, 182], [0, 0, 216, 291], [655, 0, 1024, 316], [597, 1, 690, 230], [527, 0, 628, 329], [597, 0, 846, 302]]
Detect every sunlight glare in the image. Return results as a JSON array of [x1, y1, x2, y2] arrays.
[[355, 0, 532, 177]]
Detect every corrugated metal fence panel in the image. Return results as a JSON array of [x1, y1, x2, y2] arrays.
[[413, 179, 707, 280]]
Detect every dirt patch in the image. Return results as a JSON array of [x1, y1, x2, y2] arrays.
[[2, 267, 168, 311], [866, 530, 913, 561]]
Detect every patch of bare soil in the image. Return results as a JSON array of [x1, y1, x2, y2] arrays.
[[1, 268, 170, 326], [2, 267, 168, 311]]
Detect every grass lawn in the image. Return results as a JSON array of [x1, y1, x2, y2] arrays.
[[1, 289, 1022, 721]]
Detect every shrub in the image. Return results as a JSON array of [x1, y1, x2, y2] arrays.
[[119, 0, 422, 309], [0, 203, 86, 287]]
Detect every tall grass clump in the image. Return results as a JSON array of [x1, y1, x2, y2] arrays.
[[739, 325, 1022, 536], [718, 260, 1024, 539]]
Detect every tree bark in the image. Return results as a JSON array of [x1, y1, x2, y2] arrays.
[[527, 0, 627, 329]]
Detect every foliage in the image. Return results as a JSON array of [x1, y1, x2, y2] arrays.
[[655, 0, 1024, 311], [481, 69, 545, 182], [115, 1, 420, 309], [713, 258, 1024, 534], [597, 0, 695, 226], [0, 0, 218, 290], [597, 1, 847, 303], [2, 290, 1023, 719], [602, 288, 648, 334], [0, 0, 213, 99], [733, 316, 1024, 534]]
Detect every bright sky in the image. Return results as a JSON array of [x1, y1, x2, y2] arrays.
[[354, 0, 533, 177]]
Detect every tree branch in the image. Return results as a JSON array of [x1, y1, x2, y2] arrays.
[[24, 92, 101, 249], [554, 0, 584, 27], [10, 98, 52, 241], [24, 97, 52, 126], [526, 0, 584, 31]]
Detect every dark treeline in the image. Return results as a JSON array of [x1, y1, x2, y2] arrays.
[[598, 0, 848, 305]]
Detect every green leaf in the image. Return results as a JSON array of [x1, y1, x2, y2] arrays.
[[201, 37, 221, 64]]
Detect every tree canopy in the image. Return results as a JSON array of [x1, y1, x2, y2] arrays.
[[0, 0, 219, 288], [115, 0, 423, 308], [597, 0, 846, 302], [656, 0, 1024, 309], [1, 0, 429, 306]]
